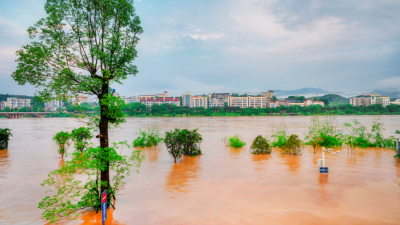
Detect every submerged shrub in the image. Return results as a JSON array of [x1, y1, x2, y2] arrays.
[[250, 135, 271, 154], [164, 128, 184, 163], [53, 131, 72, 158], [225, 134, 246, 148], [71, 127, 92, 153], [180, 129, 203, 156], [133, 126, 163, 147], [281, 134, 303, 155], [0, 128, 12, 150]]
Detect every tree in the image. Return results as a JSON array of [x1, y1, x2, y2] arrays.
[[180, 129, 203, 156], [298, 96, 305, 102], [250, 135, 271, 154], [272, 96, 277, 101], [164, 128, 184, 163], [56, 107, 65, 113], [321, 98, 329, 106], [12, 0, 143, 221], [281, 134, 302, 155], [31, 96, 45, 108], [0, 128, 13, 150], [53, 131, 72, 158], [71, 127, 92, 153]]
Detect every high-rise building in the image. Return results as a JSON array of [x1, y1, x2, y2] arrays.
[[140, 97, 181, 107], [228, 96, 267, 108], [45, 99, 64, 110], [182, 92, 191, 107], [121, 96, 138, 104], [190, 96, 208, 108], [208, 93, 230, 103], [376, 96, 390, 107], [209, 98, 225, 107], [261, 90, 274, 98], [6, 98, 31, 109]]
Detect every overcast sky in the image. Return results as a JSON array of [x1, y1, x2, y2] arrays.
[[0, 0, 399, 97]]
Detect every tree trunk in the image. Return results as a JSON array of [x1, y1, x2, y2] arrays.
[[99, 84, 110, 200]]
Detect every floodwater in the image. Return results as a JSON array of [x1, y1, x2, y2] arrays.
[[1, 115, 400, 225]]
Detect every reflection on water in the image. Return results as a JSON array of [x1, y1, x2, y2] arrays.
[[1, 116, 400, 225], [164, 155, 201, 194]]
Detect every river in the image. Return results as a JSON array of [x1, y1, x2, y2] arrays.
[[1, 115, 400, 225]]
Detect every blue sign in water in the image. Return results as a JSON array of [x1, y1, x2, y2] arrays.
[[101, 190, 107, 224], [320, 167, 329, 173]]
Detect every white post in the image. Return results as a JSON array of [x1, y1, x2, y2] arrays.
[[322, 149, 325, 167]]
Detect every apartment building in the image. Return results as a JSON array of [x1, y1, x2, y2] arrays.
[[289, 102, 305, 107], [0, 101, 6, 110], [350, 96, 371, 106], [209, 98, 225, 107], [208, 93, 230, 103], [261, 90, 274, 98], [182, 92, 191, 107], [190, 96, 208, 108], [140, 97, 181, 107], [228, 96, 267, 108], [376, 96, 390, 107], [6, 98, 31, 109], [139, 91, 168, 99], [121, 96, 138, 104], [45, 99, 64, 110], [74, 95, 88, 104]]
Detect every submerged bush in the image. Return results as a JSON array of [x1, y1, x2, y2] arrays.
[[164, 128, 184, 163], [305, 116, 343, 154], [53, 131, 72, 158], [281, 134, 303, 155], [133, 126, 163, 147], [225, 134, 246, 148], [0, 128, 12, 150], [250, 135, 271, 154], [71, 127, 92, 153], [180, 129, 203, 156]]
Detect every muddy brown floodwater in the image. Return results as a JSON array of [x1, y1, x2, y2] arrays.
[[1, 116, 400, 225]]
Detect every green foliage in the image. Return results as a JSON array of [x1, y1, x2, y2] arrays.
[[281, 134, 303, 155], [180, 129, 203, 156], [343, 118, 397, 152], [271, 125, 288, 148], [164, 129, 185, 163], [298, 96, 305, 102], [133, 126, 163, 147], [71, 127, 92, 153], [305, 116, 343, 154], [250, 135, 272, 154], [225, 134, 246, 148], [0, 128, 13, 150], [396, 130, 400, 134], [31, 96, 45, 108], [53, 131, 71, 158], [38, 144, 144, 223]]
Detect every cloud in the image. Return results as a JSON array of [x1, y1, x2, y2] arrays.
[[378, 77, 400, 90]]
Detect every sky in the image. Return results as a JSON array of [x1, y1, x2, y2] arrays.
[[0, 0, 399, 97]]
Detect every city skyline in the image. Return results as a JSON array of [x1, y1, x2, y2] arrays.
[[1, 0, 400, 97]]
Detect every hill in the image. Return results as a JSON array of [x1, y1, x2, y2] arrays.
[[370, 89, 400, 99], [273, 88, 348, 98]]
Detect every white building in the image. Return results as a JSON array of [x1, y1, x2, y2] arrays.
[[45, 99, 64, 111], [6, 98, 31, 109], [209, 98, 225, 107], [190, 96, 208, 108], [121, 96, 138, 104], [182, 92, 191, 107], [140, 97, 181, 107], [228, 96, 267, 108], [0, 101, 6, 110]]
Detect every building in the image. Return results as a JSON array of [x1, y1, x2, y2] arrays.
[[139, 91, 168, 99], [140, 96, 181, 107], [209, 98, 225, 107], [350, 97, 371, 107], [0, 101, 6, 110], [376, 96, 390, 107], [182, 92, 191, 107], [208, 93, 230, 103], [228, 96, 267, 108], [190, 96, 208, 108], [390, 101, 400, 106], [75, 95, 88, 104], [304, 99, 324, 107], [45, 99, 65, 111], [121, 96, 138, 104], [288, 102, 305, 107], [261, 90, 274, 98], [6, 98, 31, 109]]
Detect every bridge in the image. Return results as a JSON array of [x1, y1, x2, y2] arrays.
[[0, 112, 51, 119]]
